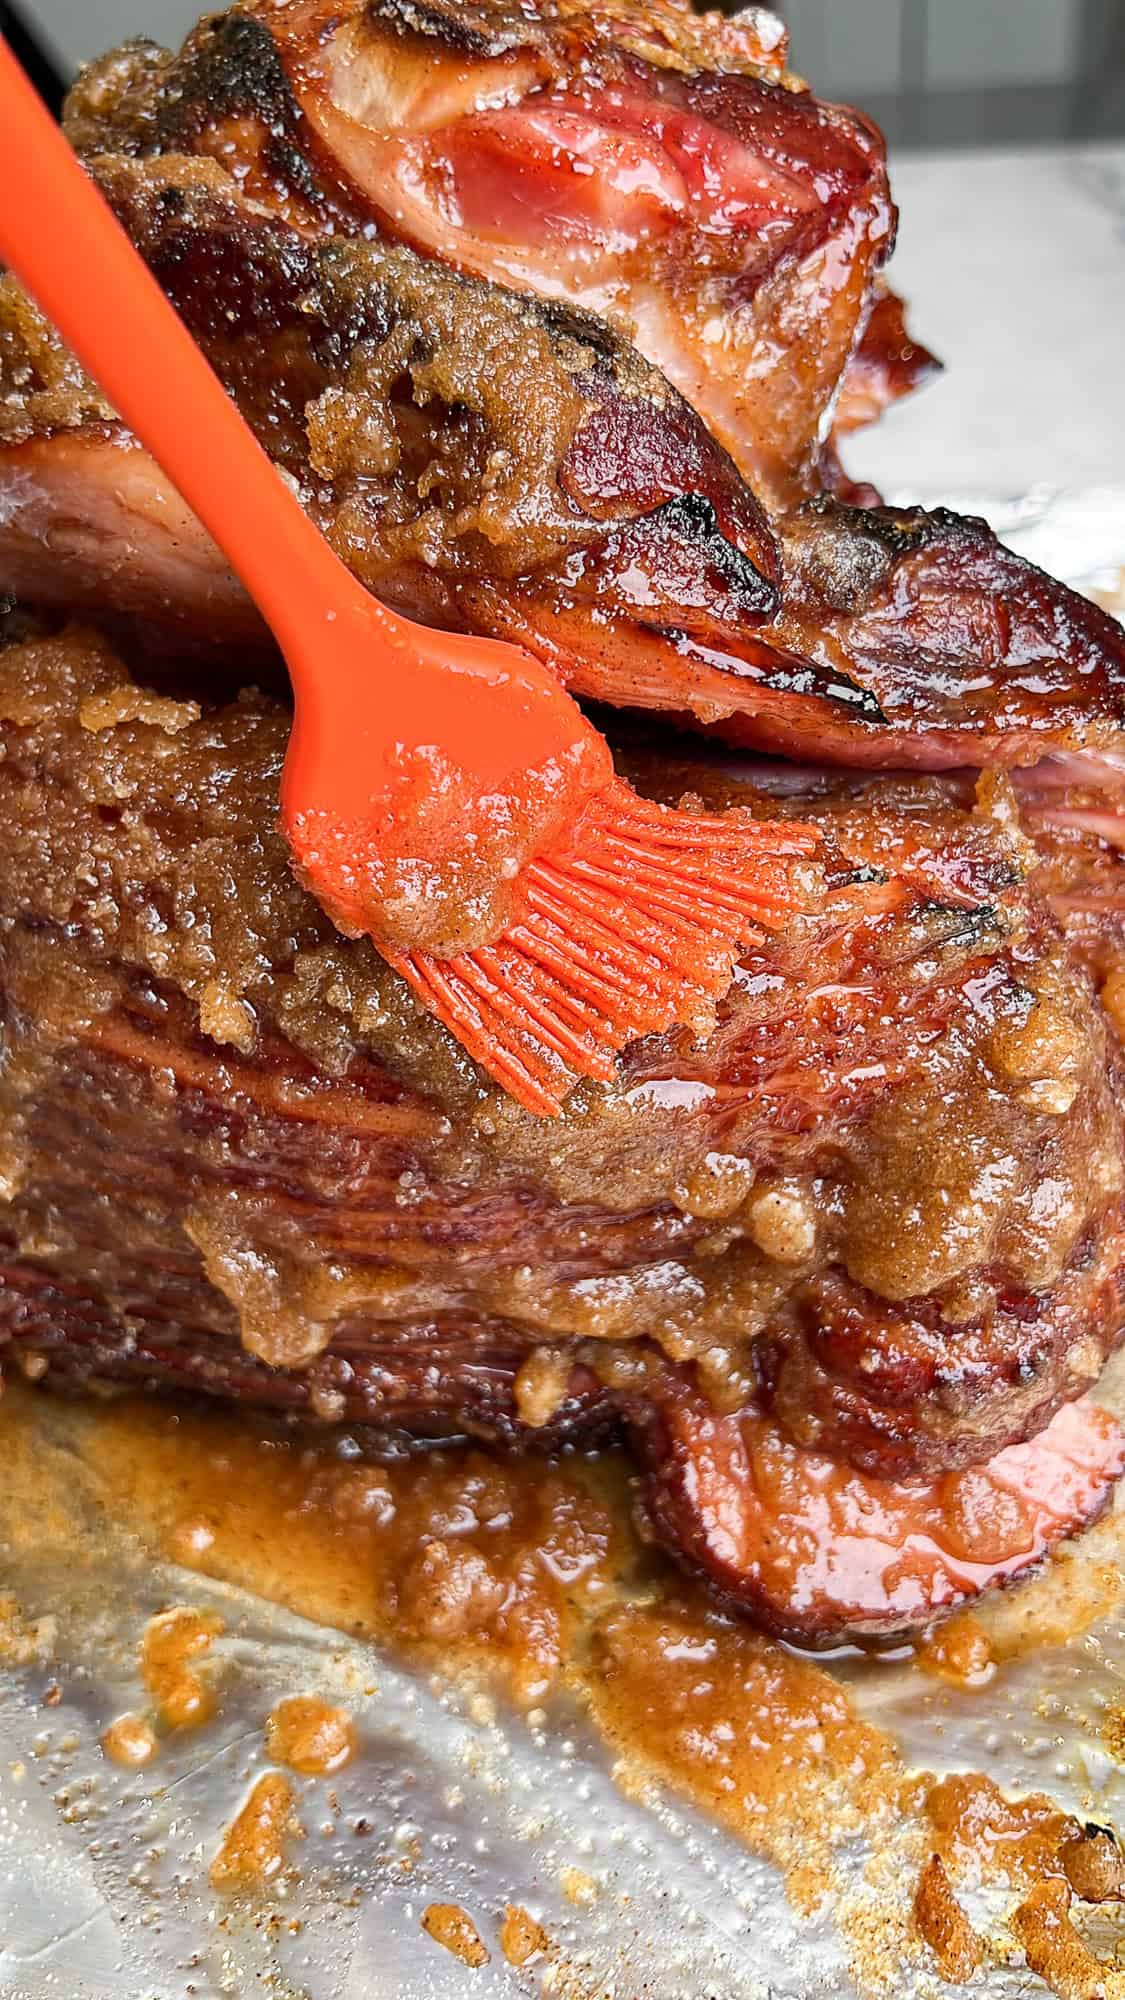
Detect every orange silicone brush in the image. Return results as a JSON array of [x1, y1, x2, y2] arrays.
[[0, 38, 816, 1115]]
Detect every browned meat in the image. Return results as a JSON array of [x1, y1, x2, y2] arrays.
[[65, 10, 936, 494], [0, 160, 878, 738], [502, 499, 1125, 772], [2, 4, 1125, 1647], [704, 752, 1125, 1020], [0, 428, 263, 650], [84, 0, 890, 507], [5, 154, 1125, 780], [752, 504, 1125, 771], [637, 1387, 1125, 1642], [833, 285, 942, 439], [1013, 755, 1125, 994], [1, 627, 1121, 1529]]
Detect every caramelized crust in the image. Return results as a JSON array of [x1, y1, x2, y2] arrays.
[[1, 3, 1124, 1644], [4, 155, 1125, 776], [0, 630, 1121, 1521]]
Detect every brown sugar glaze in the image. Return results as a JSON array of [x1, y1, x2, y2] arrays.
[[1, 630, 1121, 1444]]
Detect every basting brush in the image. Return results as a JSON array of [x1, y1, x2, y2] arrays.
[[0, 37, 816, 1115]]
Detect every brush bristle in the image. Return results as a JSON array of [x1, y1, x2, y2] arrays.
[[389, 787, 817, 1115]]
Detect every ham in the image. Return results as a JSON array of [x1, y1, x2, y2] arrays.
[[1, 3, 1124, 1645]]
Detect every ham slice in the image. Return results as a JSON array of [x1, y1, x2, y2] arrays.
[[641, 1388, 1125, 1641], [4, 155, 1125, 778]]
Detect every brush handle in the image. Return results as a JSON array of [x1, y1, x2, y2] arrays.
[[0, 34, 368, 659], [0, 31, 616, 948]]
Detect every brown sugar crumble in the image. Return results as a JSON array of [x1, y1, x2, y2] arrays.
[[421, 1903, 490, 1968], [559, 1866, 598, 1908]]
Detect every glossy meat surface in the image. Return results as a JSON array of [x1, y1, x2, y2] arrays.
[[0, 161, 879, 739], [100, 0, 890, 505], [3, 2, 1125, 1643], [4, 155, 1124, 777], [1, 629, 1122, 1524], [639, 1387, 1125, 1642]]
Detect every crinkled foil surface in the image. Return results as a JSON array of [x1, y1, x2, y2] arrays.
[[1, 488, 1124, 2000]]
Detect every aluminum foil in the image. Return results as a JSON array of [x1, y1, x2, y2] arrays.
[[1, 488, 1124, 2000]]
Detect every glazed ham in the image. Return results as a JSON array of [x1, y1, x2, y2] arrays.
[[3, 155, 1125, 781], [78, 0, 893, 505], [1, 1, 1125, 1645], [640, 1389, 1125, 1640], [1, 626, 1124, 1641]]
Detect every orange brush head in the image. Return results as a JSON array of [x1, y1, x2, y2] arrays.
[[392, 791, 816, 1114], [281, 593, 817, 1116]]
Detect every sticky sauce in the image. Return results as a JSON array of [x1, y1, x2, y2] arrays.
[[916, 1778, 1125, 1992], [1, 1384, 1122, 1983], [915, 1611, 996, 1689], [141, 1606, 223, 1730], [265, 1695, 356, 1776], [925, 1772, 1073, 1889], [1010, 1878, 1116, 2000], [911, 1855, 982, 1984], [58, 1393, 633, 1712], [421, 1903, 489, 1968], [210, 1772, 298, 1893], [0, 1591, 55, 1666], [926, 1772, 1125, 1902], [101, 1712, 158, 1768], [499, 1904, 549, 1967], [585, 1600, 913, 1917]]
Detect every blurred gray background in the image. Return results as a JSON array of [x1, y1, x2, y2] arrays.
[[11, 0, 1125, 147]]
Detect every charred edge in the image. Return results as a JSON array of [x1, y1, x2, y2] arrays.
[[758, 654, 887, 721], [797, 492, 940, 560], [653, 626, 887, 723], [156, 11, 304, 141], [536, 302, 623, 366], [363, 0, 536, 60], [833, 863, 890, 887], [915, 901, 1009, 950], [657, 493, 779, 619], [263, 134, 327, 204], [320, 240, 638, 388], [798, 497, 1020, 573]]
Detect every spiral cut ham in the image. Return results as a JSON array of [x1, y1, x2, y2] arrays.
[[3, 149, 1124, 775], [1, 0, 1125, 1644], [1, 623, 1124, 1640]]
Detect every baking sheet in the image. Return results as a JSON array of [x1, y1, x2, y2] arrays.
[[1, 488, 1125, 2000]]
